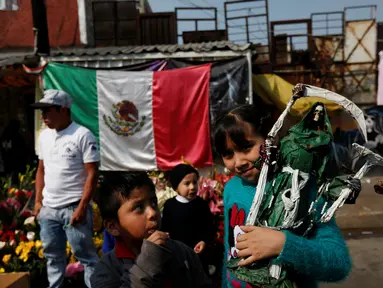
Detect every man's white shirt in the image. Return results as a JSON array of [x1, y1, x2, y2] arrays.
[[38, 122, 100, 208]]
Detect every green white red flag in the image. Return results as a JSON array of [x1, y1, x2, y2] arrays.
[[41, 62, 213, 170]]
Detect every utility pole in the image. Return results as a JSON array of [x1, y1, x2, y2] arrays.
[[31, 0, 50, 55]]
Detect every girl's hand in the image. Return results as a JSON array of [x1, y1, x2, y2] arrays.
[[194, 241, 206, 254], [236, 226, 286, 266]]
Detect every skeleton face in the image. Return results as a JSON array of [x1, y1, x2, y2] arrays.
[[313, 105, 324, 122], [366, 116, 375, 133]]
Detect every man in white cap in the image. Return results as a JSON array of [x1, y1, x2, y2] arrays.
[[32, 89, 99, 288]]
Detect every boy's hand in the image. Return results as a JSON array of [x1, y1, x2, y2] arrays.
[[194, 241, 206, 254], [147, 231, 169, 247]]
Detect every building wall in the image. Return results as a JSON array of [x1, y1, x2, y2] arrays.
[[0, 0, 81, 49]]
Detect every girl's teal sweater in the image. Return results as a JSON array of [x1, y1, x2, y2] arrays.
[[223, 176, 351, 288]]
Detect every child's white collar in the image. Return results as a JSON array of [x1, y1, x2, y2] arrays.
[[175, 195, 192, 203]]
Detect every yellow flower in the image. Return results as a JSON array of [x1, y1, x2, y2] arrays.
[[19, 251, 29, 262], [8, 188, 15, 195], [2, 254, 11, 264], [15, 242, 24, 255], [19, 174, 25, 183], [92, 204, 103, 232], [35, 240, 42, 249], [26, 241, 35, 249], [66, 247, 71, 257], [16, 242, 33, 262], [93, 237, 103, 249], [38, 248, 44, 259], [69, 255, 76, 264], [0, 268, 4, 273], [20, 256, 27, 262]]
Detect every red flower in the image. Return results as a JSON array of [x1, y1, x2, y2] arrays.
[[1, 231, 16, 242], [8, 232, 15, 241], [16, 190, 24, 198], [26, 191, 33, 198], [6, 198, 21, 210], [21, 210, 32, 218], [11, 221, 17, 229], [20, 234, 27, 241]]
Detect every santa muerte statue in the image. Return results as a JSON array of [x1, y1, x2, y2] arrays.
[[226, 84, 376, 288]]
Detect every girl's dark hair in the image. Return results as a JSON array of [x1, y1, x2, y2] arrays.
[[98, 171, 155, 221], [213, 104, 272, 156]]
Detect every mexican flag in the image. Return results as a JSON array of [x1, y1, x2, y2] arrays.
[[41, 63, 213, 171]]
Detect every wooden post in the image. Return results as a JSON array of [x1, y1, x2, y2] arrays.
[[31, 0, 50, 55]]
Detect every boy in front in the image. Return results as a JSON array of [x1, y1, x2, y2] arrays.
[[91, 171, 211, 288]]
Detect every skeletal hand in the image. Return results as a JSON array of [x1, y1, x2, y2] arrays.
[[345, 177, 361, 204], [292, 84, 305, 97]]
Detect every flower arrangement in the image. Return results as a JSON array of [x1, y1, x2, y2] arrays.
[[0, 171, 46, 284], [0, 169, 104, 287], [1, 237, 45, 274]]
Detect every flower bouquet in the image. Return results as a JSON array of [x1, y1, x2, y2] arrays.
[[0, 167, 105, 287], [0, 174, 47, 287]]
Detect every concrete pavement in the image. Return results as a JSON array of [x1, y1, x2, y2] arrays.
[[321, 176, 383, 288], [322, 237, 383, 288]]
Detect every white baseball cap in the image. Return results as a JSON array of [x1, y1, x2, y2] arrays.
[[31, 89, 72, 109]]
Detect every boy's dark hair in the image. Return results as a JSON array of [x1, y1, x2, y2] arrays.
[[98, 171, 156, 221], [213, 104, 272, 156]]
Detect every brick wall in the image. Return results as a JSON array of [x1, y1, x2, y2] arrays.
[[0, 0, 81, 49]]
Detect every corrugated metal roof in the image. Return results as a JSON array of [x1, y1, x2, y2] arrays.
[[50, 41, 251, 57], [0, 52, 36, 68], [0, 41, 251, 68]]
